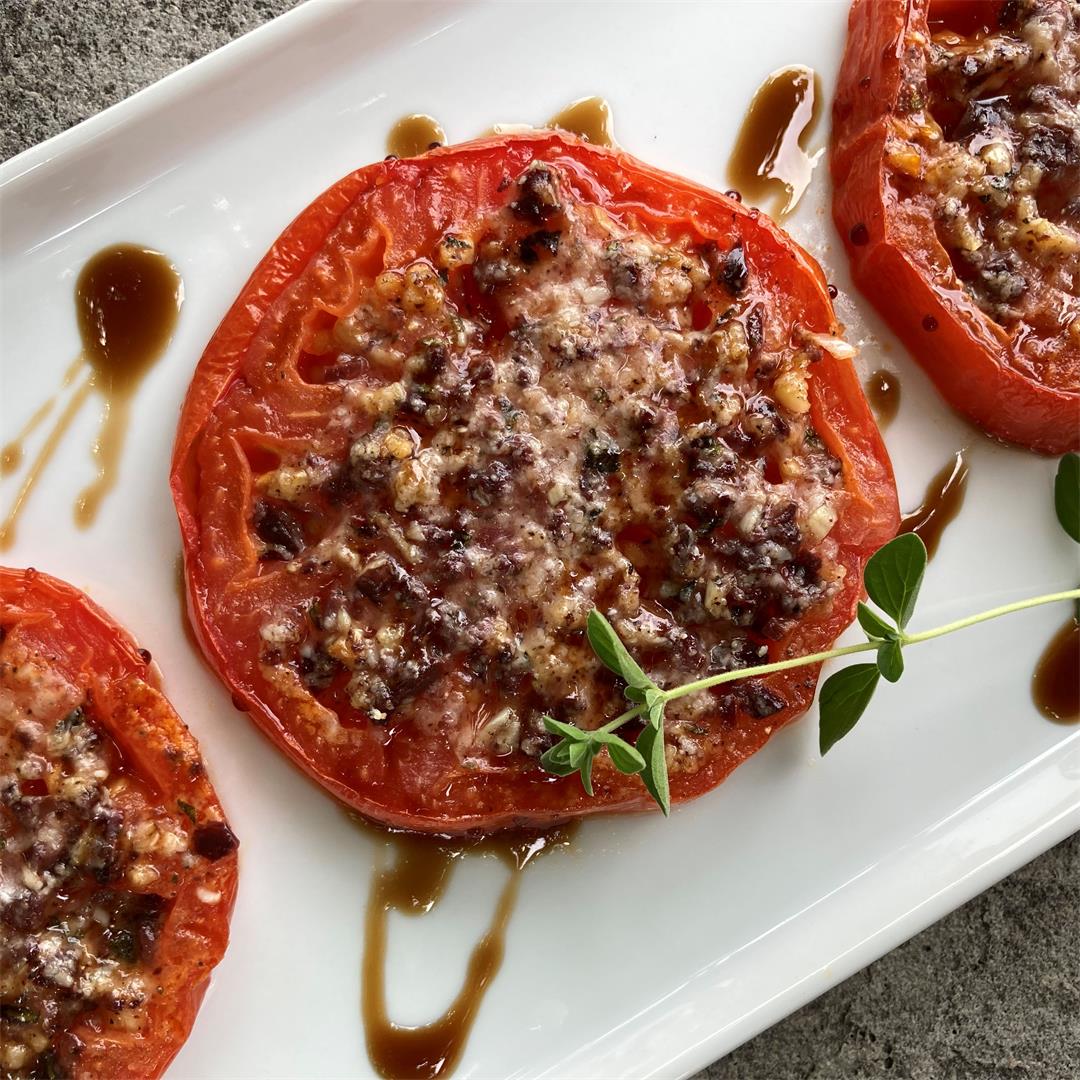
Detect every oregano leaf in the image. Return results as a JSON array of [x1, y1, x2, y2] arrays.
[[644, 687, 666, 729], [819, 663, 880, 755], [579, 744, 598, 796], [587, 609, 653, 690], [541, 715, 590, 743], [568, 740, 590, 770], [876, 639, 904, 683], [636, 723, 670, 815], [863, 533, 927, 629], [1055, 452, 1079, 544], [857, 602, 898, 641], [539, 740, 577, 776], [593, 732, 646, 774]]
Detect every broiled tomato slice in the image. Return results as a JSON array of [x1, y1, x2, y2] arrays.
[[832, 0, 1080, 454], [0, 567, 237, 1079], [171, 133, 898, 833]]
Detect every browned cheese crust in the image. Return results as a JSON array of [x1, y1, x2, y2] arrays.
[[250, 163, 853, 778], [888, 0, 1080, 372]]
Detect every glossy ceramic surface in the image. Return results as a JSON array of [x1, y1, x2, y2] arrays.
[[1, 2, 1077, 1076]]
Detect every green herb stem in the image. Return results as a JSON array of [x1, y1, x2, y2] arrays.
[[901, 587, 1080, 645], [599, 705, 646, 733], [662, 640, 877, 704], [661, 586, 1080, 707]]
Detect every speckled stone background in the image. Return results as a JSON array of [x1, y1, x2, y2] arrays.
[[2, 2, 1078, 1077]]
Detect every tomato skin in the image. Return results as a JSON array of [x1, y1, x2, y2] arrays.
[[0, 567, 238, 1079], [927, 0, 1008, 34], [172, 133, 899, 833], [831, 0, 1080, 455]]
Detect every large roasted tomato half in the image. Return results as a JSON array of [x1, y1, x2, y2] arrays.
[[833, 0, 1080, 454], [0, 567, 237, 1079], [172, 132, 898, 833]]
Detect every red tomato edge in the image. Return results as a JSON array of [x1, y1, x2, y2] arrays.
[[171, 132, 899, 833], [831, 0, 1080, 455], [0, 566, 238, 1079]]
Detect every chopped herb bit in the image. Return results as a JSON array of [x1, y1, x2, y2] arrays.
[[107, 928, 138, 964], [0, 1001, 41, 1024], [55, 706, 84, 733], [583, 431, 621, 475]]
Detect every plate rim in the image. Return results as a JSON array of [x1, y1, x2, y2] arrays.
[[2, 3, 1078, 1077]]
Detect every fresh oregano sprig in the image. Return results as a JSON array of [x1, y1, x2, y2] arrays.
[[540, 453, 1080, 814]]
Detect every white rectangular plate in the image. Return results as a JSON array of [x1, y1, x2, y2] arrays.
[[2, 2, 1077, 1077]]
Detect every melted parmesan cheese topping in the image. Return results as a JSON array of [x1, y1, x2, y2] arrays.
[[254, 162, 846, 772], [0, 645, 189, 1076], [893, 0, 1080, 367]]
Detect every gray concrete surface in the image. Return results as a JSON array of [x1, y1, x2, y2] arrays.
[[2, 2, 1078, 1077]]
